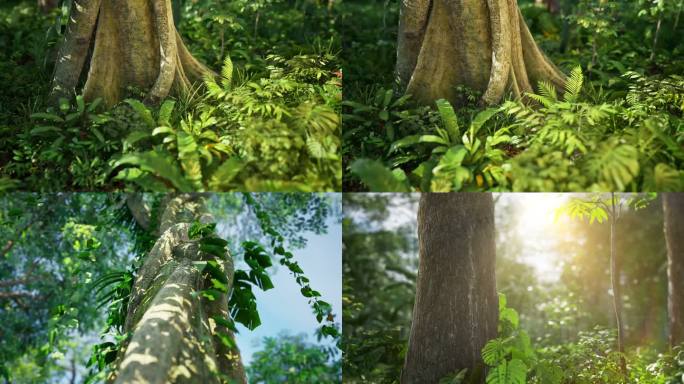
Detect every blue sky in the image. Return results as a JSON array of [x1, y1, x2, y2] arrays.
[[234, 213, 342, 365]]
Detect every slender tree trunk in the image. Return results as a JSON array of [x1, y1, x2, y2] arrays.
[[38, 0, 58, 12], [650, 15, 663, 62], [111, 194, 247, 384], [609, 193, 627, 376], [50, 0, 214, 107], [535, 0, 560, 14], [663, 193, 684, 348], [401, 193, 497, 384], [397, 0, 565, 106]]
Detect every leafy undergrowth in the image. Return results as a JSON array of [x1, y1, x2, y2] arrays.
[[439, 294, 684, 384], [341, 0, 684, 192], [346, 69, 684, 192], [0, 0, 341, 192]]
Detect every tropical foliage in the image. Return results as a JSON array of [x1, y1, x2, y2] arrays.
[[0, 0, 340, 191], [342, 0, 684, 192]]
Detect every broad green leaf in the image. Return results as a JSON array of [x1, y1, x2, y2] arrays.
[[350, 159, 410, 192], [435, 99, 460, 142], [111, 151, 194, 192], [125, 99, 156, 128]]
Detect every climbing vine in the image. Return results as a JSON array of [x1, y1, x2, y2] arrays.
[[242, 193, 340, 341]]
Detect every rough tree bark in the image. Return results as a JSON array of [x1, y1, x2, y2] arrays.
[[401, 193, 498, 384], [663, 193, 684, 348], [397, 0, 566, 106], [111, 194, 247, 384], [50, 0, 214, 107]]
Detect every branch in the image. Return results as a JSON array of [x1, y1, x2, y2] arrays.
[[0, 291, 38, 299], [0, 261, 39, 288], [1, 219, 36, 257], [1, 240, 14, 257]]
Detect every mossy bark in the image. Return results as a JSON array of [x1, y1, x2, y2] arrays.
[[401, 193, 498, 384], [50, 0, 214, 107], [113, 194, 247, 384], [397, 0, 565, 106]]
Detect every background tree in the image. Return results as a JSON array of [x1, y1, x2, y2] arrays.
[[556, 193, 659, 377], [401, 193, 497, 383], [247, 333, 341, 383], [397, 0, 566, 106], [0, 194, 134, 382], [663, 193, 684, 348], [342, 194, 419, 381]]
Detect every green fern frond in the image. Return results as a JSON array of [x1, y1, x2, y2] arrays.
[[221, 56, 234, 89], [564, 66, 584, 103], [586, 142, 639, 190], [525, 92, 554, 108], [204, 74, 224, 98], [482, 339, 507, 366], [537, 81, 558, 104], [485, 359, 527, 384]]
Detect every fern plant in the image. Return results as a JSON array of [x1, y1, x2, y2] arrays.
[[110, 99, 243, 191], [503, 66, 683, 191], [481, 294, 563, 384], [202, 54, 341, 191], [352, 99, 511, 191]]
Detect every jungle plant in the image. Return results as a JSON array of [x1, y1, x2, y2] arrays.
[[479, 293, 564, 384], [505, 67, 683, 191], [111, 97, 242, 192], [10, 95, 123, 190], [350, 98, 511, 192]]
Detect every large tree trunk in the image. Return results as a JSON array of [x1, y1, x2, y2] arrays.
[[50, 0, 214, 107], [401, 193, 498, 384], [397, 0, 565, 106], [663, 193, 684, 348], [111, 194, 247, 384]]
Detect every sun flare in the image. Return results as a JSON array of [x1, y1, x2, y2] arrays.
[[505, 193, 570, 281]]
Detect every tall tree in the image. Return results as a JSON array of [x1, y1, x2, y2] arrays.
[[401, 193, 498, 383], [396, 0, 565, 106], [0, 193, 339, 383], [50, 0, 213, 106], [112, 194, 247, 383], [663, 193, 684, 348]]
